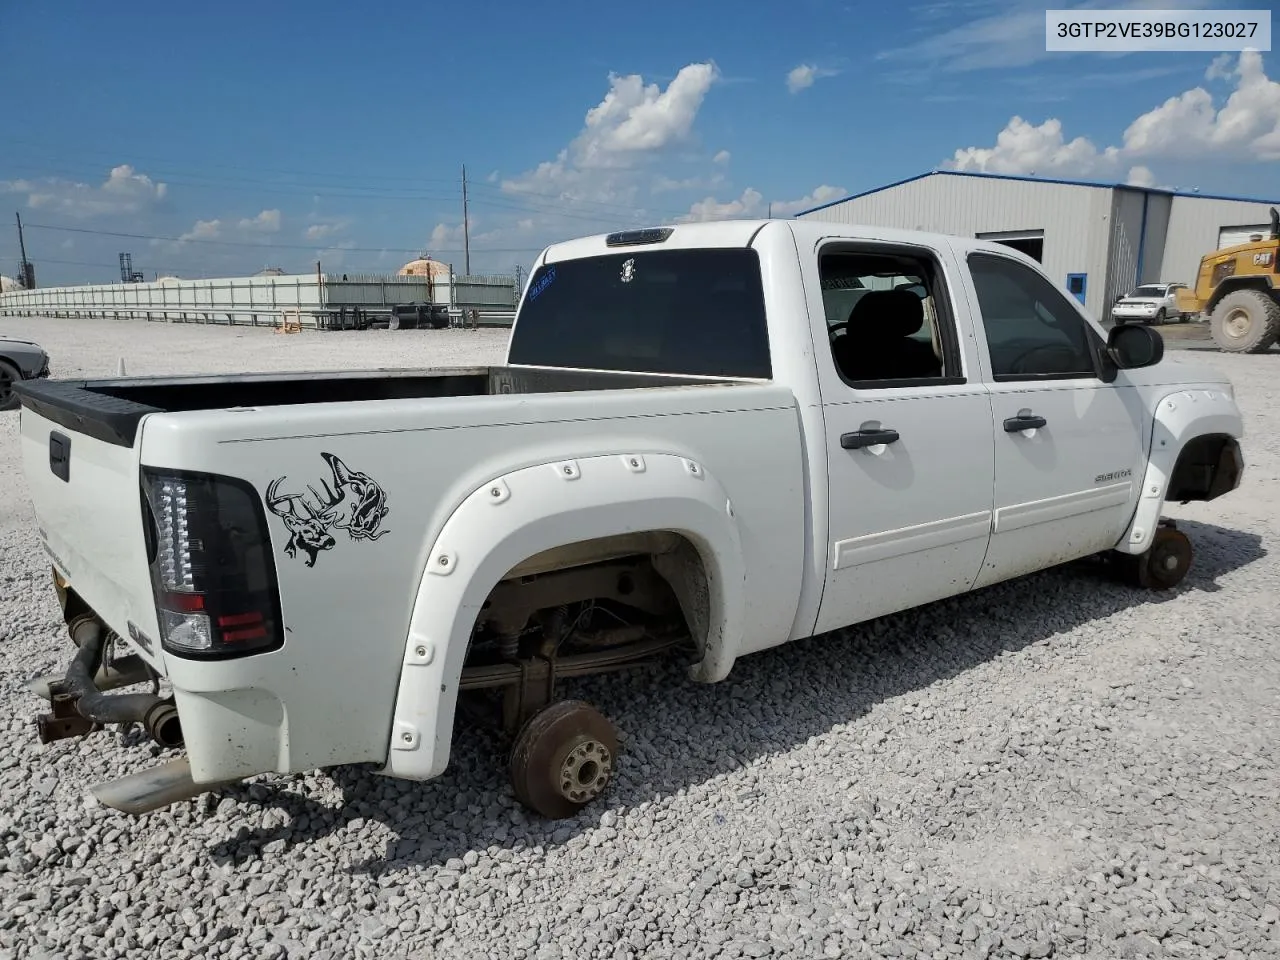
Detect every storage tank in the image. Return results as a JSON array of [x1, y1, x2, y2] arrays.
[[398, 255, 450, 279]]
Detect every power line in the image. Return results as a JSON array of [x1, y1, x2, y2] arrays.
[[4, 139, 467, 185], [4, 152, 696, 219]]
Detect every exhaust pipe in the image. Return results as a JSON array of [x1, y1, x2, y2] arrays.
[[92, 757, 238, 815], [142, 700, 183, 749], [39, 616, 185, 749], [28, 653, 153, 702]]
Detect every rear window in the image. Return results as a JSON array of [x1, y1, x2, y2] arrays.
[[506, 248, 772, 378]]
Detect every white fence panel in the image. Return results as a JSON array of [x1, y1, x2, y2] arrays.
[[0, 271, 521, 328]]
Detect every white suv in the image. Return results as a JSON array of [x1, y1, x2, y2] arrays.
[[1111, 282, 1197, 325]]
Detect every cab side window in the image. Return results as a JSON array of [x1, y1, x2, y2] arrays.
[[820, 248, 962, 387], [968, 253, 1098, 380]]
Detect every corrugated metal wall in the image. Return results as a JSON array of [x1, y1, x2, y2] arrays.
[[1137, 193, 1173, 287], [1107, 188, 1146, 308], [451, 275, 519, 309], [0, 275, 327, 324], [323, 276, 438, 307], [798, 174, 1115, 319], [1160, 196, 1280, 286]]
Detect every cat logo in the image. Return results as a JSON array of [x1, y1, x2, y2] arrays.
[[1254, 252, 1274, 267], [1095, 468, 1133, 483]]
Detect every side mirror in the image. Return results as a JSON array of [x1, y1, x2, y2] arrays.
[[1107, 322, 1164, 369], [1114, 293, 1125, 303]]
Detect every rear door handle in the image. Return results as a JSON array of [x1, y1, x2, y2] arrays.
[[1003, 413, 1047, 432], [841, 428, 900, 449]]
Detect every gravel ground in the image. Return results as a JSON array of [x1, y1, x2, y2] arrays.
[[1, 315, 1278, 960]]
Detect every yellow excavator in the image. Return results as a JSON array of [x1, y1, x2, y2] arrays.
[[1196, 206, 1280, 353]]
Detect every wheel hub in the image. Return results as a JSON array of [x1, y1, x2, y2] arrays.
[[509, 699, 621, 819], [558, 738, 612, 804], [1224, 307, 1252, 339], [1147, 530, 1192, 588]]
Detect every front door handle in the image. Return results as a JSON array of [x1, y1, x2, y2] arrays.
[[841, 428, 900, 450], [1004, 413, 1047, 432]]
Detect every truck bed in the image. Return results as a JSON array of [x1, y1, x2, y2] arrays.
[[14, 365, 728, 447], [16, 361, 806, 781]]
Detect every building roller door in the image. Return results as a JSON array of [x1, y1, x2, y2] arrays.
[[1218, 224, 1271, 249]]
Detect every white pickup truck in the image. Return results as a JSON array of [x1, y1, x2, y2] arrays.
[[15, 220, 1245, 819]]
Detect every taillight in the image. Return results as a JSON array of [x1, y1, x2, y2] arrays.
[[141, 468, 284, 660]]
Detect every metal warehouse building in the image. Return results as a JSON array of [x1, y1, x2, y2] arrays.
[[797, 170, 1279, 323]]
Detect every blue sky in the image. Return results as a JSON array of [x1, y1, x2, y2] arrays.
[[1, 0, 1276, 284]]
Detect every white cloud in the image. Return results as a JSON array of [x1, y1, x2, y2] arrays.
[[180, 219, 221, 241], [1125, 165, 1157, 188], [946, 51, 1280, 179], [770, 184, 847, 216], [429, 63, 732, 265], [580, 62, 719, 159], [304, 222, 342, 241], [681, 188, 764, 222], [787, 65, 818, 93], [315, 240, 357, 270], [429, 221, 467, 249], [502, 62, 720, 206], [238, 209, 281, 233], [1122, 51, 1280, 161], [1, 163, 168, 218], [878, 0, 1215, 75], [1206, 53, 1235, 82], [103, 164, 168, 201], [786, 64, 838, 94], [876, 2, 1050, 73], [678, 183, 848, 222], [949, 116, 1120, 176], [653, 172, 726, 193]]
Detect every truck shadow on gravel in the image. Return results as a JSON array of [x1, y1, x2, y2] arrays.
[[206, 519, 1263, 872]]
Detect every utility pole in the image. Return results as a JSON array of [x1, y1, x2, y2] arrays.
[[16, 212, 28, 265], [15, 211, 33, 289], [461, 163, 471, 277]]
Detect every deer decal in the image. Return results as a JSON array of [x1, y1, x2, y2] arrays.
[[264, 452, 391, 567]]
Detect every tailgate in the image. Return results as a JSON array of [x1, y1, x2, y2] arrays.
[[18, 404, 164, 670]]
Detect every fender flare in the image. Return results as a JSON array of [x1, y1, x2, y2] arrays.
[[1114, 387, 1243, 555], [379, 452, 747, 781]]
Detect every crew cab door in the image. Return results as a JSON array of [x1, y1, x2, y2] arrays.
[[955, 250, 1148, 589], [804, 238, 997, 637]]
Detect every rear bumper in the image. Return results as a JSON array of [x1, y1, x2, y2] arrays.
[[29, 586, 395, 795]]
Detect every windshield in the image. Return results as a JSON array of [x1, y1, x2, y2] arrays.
[[1131, 285, 1166, 297], [507, 248, 771, 378]]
